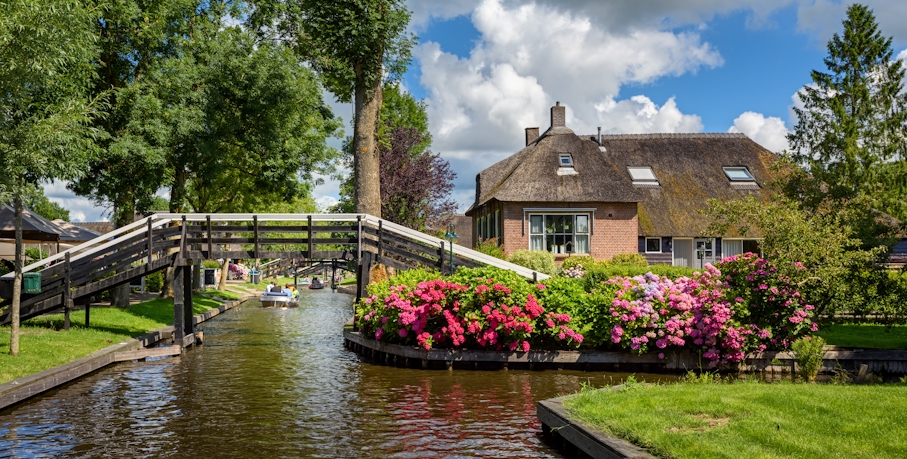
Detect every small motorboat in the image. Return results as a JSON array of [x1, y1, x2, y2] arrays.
[[260, 291, 299, 308], [308, 278, 325, 290]]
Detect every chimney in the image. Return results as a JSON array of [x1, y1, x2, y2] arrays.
[[597, 126, 601, 145], [550, 101, 565, 128], [525, 127, 540, 146]]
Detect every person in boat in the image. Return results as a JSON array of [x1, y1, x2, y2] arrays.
[[267, 281, 278, 293], [281, 283, 293, 297], [286, 283, 299, 299], [310, 276, 323, 289]]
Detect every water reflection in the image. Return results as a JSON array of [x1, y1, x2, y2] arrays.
[[0, 290, 673, 458]]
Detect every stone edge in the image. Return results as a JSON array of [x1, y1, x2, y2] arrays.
[[0, 294, 256, 412], [537, 394, 655, 459]]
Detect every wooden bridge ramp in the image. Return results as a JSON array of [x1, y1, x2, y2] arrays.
[[0, 213, 548, 346]]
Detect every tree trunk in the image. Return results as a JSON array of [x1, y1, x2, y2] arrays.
[[9, 192, 22, 355], [353, 73, 383, 217], [161, 170, 187, 298], [110, 203, 134, 308], [217, 257, 229, 291]]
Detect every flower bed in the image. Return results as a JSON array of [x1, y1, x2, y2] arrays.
[[355, 254, 817, 367]]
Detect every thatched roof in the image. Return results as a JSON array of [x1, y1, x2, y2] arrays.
[[0, 205, 61, 242], [468, 129, 640, 214], [590, 133, 776, 236], [71, 221, 114, 234], [52, 220, 105, 242]]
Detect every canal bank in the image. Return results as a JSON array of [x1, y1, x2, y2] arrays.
[[0, 294, 254, 411]]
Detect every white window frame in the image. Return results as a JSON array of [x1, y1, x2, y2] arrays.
[[527, 213, 591, 255], [721, 238, 763, 257], [627, 166, 659, 186], [645, 237, 661, 253], [722, 166, 754, 181]]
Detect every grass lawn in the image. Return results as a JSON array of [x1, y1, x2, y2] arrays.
[[240, 276, 297, 291], [817, 323, 907, 349], [198, 288, 244, 301], [0, 295, 223, 384], [339, 276, 357, 286], [565, 381, 907, 459]]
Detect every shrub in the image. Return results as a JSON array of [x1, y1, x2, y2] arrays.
[[145, 271, 164, 292], [582, 263, 696, 292], [537, 276, 619, 347], [508, 249, 557, 276], [474, 237, 506, 260], [791, 336, 826, 382], [610, 253, 648, 266], [561, 256, 596, 271], [201, 260, 221, 269]]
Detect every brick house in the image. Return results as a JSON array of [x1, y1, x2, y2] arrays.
[[465, 102, 778, 268]]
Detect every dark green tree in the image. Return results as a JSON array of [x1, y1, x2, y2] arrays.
[[252, 0, 416, 217], [0, 0, 100, 354], [787, 4, 907, 221]]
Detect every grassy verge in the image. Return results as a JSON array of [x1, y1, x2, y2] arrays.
[[0, 295, 223, 384], [339, 276, 357, 286], [240, 276, 297, 291], [198, 288, 244, 301], [818, 323, 907, 349], [565, 380, 907, 459]]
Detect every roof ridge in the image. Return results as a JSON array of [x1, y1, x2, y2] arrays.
[[585, 132, 748, 140]]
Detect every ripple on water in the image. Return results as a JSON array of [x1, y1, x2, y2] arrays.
[[0, 290, 675, 458]]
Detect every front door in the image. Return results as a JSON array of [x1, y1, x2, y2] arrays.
[[694, 238, 715, 269]]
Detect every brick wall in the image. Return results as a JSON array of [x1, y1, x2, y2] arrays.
[[501, 201, 638, 261]]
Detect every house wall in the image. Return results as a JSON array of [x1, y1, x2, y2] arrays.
[[500, 201, 638, 261], [638, 236, 673, 265]]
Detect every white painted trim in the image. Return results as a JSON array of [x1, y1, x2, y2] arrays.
[[522, 208, 597, 212], [644, 237, 661, 253], [671, 237, 693, 267]]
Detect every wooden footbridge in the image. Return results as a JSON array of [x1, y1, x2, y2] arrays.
[[0, 214, 547, 348]]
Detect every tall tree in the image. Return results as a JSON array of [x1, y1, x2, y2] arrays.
[[333, 85, 456, 230], [787, 4, 907, 221], [0, 0, 100, 354], [1, 184, 71, 221], [253, 0, 416, 217]]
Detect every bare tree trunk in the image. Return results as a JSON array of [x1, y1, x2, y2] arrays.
[[353, 73, 383, 217], [160, 266, 174, 299], [10, 192, 22, 355], [217, 258, 229, 291]]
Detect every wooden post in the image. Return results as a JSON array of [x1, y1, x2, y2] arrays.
[[377, 220, 383, 263], [356, 251, 373, 301], [173, 264, 185, 346], [331, 259, 337, 290], [356, 215, 362, 261], [253, 215, 260, 259], [63, 252, 71, 330], [438, 241, 445, 272], [146, 217, 153, 264], [307, 215, 313, 259], [206, 215, 213, 258], [184, 260, 194, 338], [85, 299, 90, 328], [180, 215, 188, 258]]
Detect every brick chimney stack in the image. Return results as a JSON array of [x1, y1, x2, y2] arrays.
[[525, 127, 540, 146], [551, 101, 565, 128]]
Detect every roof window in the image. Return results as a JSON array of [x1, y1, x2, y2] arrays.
[[627, 166, 660, 187], [559, 154, 574, 167], [723, 166, 754, 181]]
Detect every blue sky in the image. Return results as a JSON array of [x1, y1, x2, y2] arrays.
[[49, 0, 907, 221]]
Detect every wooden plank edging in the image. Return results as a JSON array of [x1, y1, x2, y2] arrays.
[[537, 395, 655, 459], [0, 293, 256, 412]]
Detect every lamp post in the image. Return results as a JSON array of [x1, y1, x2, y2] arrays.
[[444, 223, 458, 276]]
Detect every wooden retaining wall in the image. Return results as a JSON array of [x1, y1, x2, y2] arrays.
[[343, 330, 907, 375]]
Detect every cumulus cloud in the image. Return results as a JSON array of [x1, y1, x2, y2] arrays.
[[42, 181, 109, 222], [796, 0, 907, 45], [596, 96, 703, 134], [418, 0, 722, 162], [898, 48, 907, 62], [728, 112, 790, 153]]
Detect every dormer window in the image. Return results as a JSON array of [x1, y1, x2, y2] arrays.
[[723, 167, 754, 181], [557, 154, 577, 176], [627, 166, 659, 188], [559, 154, 574, 167]]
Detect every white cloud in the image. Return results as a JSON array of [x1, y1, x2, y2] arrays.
[[796, 1, 907, 45], [596, 96, 703, 134], [42, 181, 109, 222], [419, 0, 722, 161], [728, 111, 790, 153], [898, 48, 907, 62], [315, 195, 339, 212]]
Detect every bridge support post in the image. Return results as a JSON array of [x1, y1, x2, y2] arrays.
[[355, 251, 373, 302], [63, 252, 71, 331], [184, 261, 194, 339], [173, 264, 185, 346]]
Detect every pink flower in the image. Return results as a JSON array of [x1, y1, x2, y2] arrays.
[[536, 284, 546, 290], [522, 341, 530, 352], [658, 353, 665, 359]]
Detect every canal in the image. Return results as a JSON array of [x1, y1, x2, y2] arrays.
[[0, 290, 664, 458]]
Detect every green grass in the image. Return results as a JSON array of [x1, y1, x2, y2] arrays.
[[198, 288, 244, 301], [817, 323, 907, 349], [565, 381, 907, 459], [339, 276, 357, 286], [0, 294, 223, 384]]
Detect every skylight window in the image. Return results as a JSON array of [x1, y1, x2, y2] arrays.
[[627, 166, 657, 182], [559, 154, 574, 167], [723, 167, 754, 181]]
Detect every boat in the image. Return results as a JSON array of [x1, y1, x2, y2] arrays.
[[260, 291, 299, 308], [308, 278, 325, 290]]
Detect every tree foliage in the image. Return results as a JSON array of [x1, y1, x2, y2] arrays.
[[787, 4, 907, 221], [705, 196, 905, 322], [252, 0, 416, 216], [0, 0, 101, 354]]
